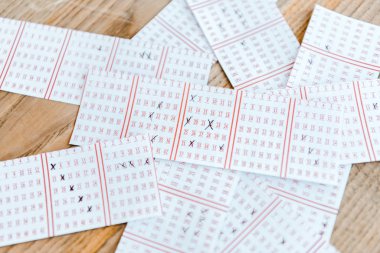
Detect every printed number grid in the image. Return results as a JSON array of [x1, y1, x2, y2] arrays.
[[70, 71, 343, 185], [132, 0, 215, 60], [187, 0, 299, 91], [215, 175, 335, 253], [267, 79, 380, 164], [0, 135, 161, 247], [0, 17, 212, 105], [115, 160, 238, 253], [287, 5, 380, 87]]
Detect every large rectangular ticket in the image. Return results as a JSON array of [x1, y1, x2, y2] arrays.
[[0, 17, 212, 104], [0, 135, 162, 247], [70, 71, 343, 185]]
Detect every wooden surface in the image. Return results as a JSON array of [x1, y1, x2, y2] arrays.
[[0, 0, 379, 252]]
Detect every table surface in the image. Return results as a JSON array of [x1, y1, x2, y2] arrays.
[[0, 0, 379, 252]]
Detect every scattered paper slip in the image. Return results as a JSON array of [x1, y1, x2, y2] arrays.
[[0, 17, 212, 105], [0, 135, 161, 247], [133, 0, 216, 60], [115, 159, 238, 253], [70, 71, 343, 185], [287, 5, 380, 87], [187, 0, 300, 91]]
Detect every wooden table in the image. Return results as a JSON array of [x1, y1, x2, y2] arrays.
[[0, 0, 379, 252]]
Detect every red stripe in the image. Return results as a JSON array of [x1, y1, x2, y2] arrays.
[[189, 0, 223, 10], [284, 100, 296, 178], [94, 144, 108, 226], [119, 76, 135, 138], [148, 135, 163, 213], [268, 186, 337, 211], [47, 30, 73, 100], [299, 87, 303, 99], [159, 188, 226, 212], [99, 143, 112, 224], [155, 47, 166, 78], [311, 241, 325, 253], [303, 42, 380, 69], [105, 38, 118, 71], [303, 86, 308, 100], [173, 84, 191, 160], [158, 48, 169, 79], [158, 183, 228, 208], [213, 18, 284, 50], [235, 66, 293, 91], [156, 18, 201, 51], [224, 92, 239, 168], [302, 44, 380, 72], [228, 93, 243, 169], [169, 84, 188, 160], [124, 232, 185, 253], [279, 100, 292, 177], [108, 38, 120, 71], [40, 154, 50, 237], [227, 200, 281, 253], [0, 22, 26, 89], [124, 76, 140, 137], [352, 82, 373, 161], [44, 154, 55, 236], [0, 21, 24, 88], [306, 236, 323, 253], [356, 81, 377, 161], [44, 30, 69, 99], [221, 198, 280, 253]]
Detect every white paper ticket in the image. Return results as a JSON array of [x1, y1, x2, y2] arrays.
[[0, 134, 162, 247], [267, 79, 380, 164], [70, 71, 343, 185], [215, 174, 339, 253], [287, 5, 380, 87], [187, 0, 300, 91], [115, 159, 238, 253], [0, 17, 212, 105], [254, 164, 350, 241], [133, 0, 215, 60]]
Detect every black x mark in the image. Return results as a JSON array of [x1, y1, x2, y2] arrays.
[[241, 219, 247, 225], [251, 209, 256, 215], [145, 158, 150, 165], [308, 58, 313, 65], [78, 196, 83, 202], [119, 162, 127, 168], [189, 140, 195, 147], [129, 161, 135, 167], [182, 227, 189, 233], [325, 45, 329, 51], [314, 160, 319, 165], [186, 212, 192, 217], [148, 112, 154, 121], [219, 144, 224, 151], [87, 206, 92, 212], [190, 95, 197, 102], [50, 163, 56, 170], [301, 134, 307, 141], [308, 148, 314, 154], [232, 228, 237, 233], [151, 135, 158, 143], [185, 116, 192, 126], [70, 185, 74, 191], [157, 101, 163, 109], [60, 174, 65, 181], [373, 103, 378, 110], [205, 119, 214, 130]]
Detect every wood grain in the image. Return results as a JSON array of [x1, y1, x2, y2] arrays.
[[0, 0, 379, 252]]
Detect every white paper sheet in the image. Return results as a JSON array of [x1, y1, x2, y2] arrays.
[[215, 174, 339, 253], [0, 17, 212, 105], [70, 71, 343, 185], [287, 5, 380, 87], [187, 0, 300, 91], [115, 160, 239, 253], [266, 79, 380, 164], [0, 135, 161, 247], [133, 0, 216, 60]]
